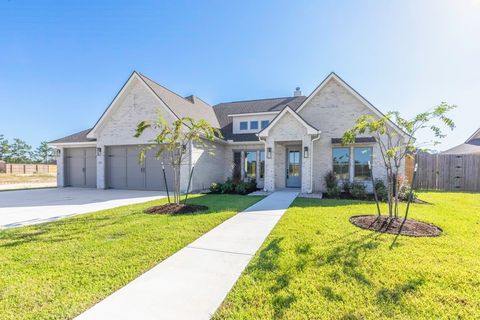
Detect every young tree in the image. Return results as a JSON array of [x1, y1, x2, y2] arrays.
[[0, 134, 10, 161], [342, 102, 456, 219], [8, 138, 33, 163], [135, 116, 222, 205], [35, 141, 55, 163]]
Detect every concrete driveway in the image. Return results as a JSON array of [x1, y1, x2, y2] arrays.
[[0, 188, 167, 229]]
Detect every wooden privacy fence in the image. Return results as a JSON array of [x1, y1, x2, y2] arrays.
[[3, 163, 57, 175], [414, 153, 480, 192]]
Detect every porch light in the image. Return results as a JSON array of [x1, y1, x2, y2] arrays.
[[414, 163, 418, 172], [368, 161, 371, 170], [304, 146, 309, 158], [96, 147, 102, 156], [267, 147, 272, 159], [56, 149, 61, 156]]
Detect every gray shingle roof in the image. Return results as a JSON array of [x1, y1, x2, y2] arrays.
[[442, 139, 480, 154], [138, 73, 220, 128], [213, 96, 306, 141], [49, 128, 95, 144]]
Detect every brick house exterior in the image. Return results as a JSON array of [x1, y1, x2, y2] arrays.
[[49, 71, 407, 193]]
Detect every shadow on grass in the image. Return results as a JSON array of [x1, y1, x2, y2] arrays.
[[246, 226, 385, 317], [290, 198, 375, 209], [1, 194, 254, 248], [376, 277, 425, 317]]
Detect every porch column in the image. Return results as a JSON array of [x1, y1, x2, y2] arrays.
[[301, 136, 313, 193], [264, 139, 275, 192], [96, 144, 106, 189]]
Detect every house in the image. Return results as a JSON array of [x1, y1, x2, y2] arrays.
[[49, 71, 407, 193], [442, 128, 480, 154]]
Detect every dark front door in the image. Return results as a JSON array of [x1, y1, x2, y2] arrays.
[[286, 148, 301, 188]]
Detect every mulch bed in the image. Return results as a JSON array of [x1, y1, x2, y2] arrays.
[[349, 215, 442, 237], [144, 203, 208, 215]]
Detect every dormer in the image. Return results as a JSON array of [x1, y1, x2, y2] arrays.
[[229, 111, 279, 134]]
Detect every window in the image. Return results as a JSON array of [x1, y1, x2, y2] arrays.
[[354, 147, 372, 180], [250, 121, 259, 130], [259, 151, 265, 178], [261, 120, 269, 129], [288, 150, 301, 176], [245, 151, 257, 179], [232, 152, 242, 183], [239, 121, 248, 130], [332, 148, 350, 180]]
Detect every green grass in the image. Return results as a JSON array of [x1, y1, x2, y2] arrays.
[[214, 192, 480, 319], [0, 194, 262, 320]]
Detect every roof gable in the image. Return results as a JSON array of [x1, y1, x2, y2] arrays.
[[296, 72, 409, 139], [258, 106, 319, 137], [87, 71, 220, 139], [87, 71, 179, 139]]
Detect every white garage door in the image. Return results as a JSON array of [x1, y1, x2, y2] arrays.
[[106, 146, 175, 191], [65, 148, 97, 188]]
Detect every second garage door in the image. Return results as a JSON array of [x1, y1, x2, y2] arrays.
[[106, 146, 175, 190]]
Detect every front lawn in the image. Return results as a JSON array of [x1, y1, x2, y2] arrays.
[[0, 194, 262, 320], [214, 192, 480, 319]]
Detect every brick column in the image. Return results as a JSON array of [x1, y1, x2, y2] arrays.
[[264, 139, 275, 191], [301, 136, 312, 193], [56, 147, 65, 187], [97, 145, 106, 189]]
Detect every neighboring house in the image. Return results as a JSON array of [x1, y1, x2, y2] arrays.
[[442, 128, 480, 154], [49, 71, 407, 193]]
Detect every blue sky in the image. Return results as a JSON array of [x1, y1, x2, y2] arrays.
[[1, 0, 479, 150]]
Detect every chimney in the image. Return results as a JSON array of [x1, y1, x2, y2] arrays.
[[293, 87, 302, 97]]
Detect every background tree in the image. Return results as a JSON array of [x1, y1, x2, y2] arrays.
[[0, 134, 10, 161], [8, 138, 33, 163], [35, 141, 55, 163], [135, 116, 222, 205], [342, 102, 456, 219]]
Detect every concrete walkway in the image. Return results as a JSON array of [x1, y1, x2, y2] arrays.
[[76, 190, 299, 320]]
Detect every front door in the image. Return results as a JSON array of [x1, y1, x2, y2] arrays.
[[286, 148, 301, 188]]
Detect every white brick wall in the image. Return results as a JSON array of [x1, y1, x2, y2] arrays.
[[191, 139, 226, 191], [298, 78, 404, 192]]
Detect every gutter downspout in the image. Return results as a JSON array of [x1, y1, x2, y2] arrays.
[[309, 132, 321, 193]]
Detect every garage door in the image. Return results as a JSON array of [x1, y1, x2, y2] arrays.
[[65, 148, 97, 187], [106, 146, 174, 190]]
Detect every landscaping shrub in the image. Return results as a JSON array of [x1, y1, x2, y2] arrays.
[[374, 179, 388, 201], [235, 183, 247, 195], [342, 181, 352, 195], [326, 185, 341, 198], [209, 182, 221, 194], [324, 171, 337, 189], [350, 182, 367, 199], [209, 178, 258, 195], [220, 179, 236, 194], [398, 177, 417, 201], [324, 171, 341, 198]]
